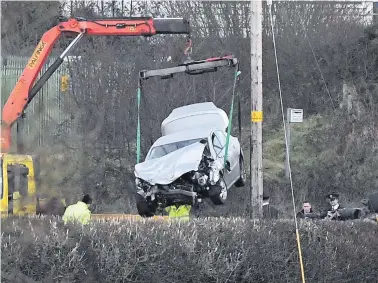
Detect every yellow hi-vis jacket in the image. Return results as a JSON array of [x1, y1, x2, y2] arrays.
[[62, 201, 91, 225], [165, 205, 191, 221]]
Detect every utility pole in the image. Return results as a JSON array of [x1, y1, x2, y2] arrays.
[[250, 0, 263, 219], [374, 2, 378, 24]]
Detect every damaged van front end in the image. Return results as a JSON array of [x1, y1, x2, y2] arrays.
[[134, 140, 227, 216]]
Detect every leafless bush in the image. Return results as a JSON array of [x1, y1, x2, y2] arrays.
[[1, 216, 378, 283]]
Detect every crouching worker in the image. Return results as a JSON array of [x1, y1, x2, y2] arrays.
[[62, 194, 92, 225], [165, 204, 191, 222]]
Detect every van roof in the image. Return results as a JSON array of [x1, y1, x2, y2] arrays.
[[161, 102, 229, 136], [168, 102, 221, 117]]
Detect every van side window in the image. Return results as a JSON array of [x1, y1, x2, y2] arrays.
[[212, 134, 223, 157], [214, 130, 227, 146]]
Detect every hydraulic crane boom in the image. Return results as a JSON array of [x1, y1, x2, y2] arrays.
[[0, 16, 190, 153]]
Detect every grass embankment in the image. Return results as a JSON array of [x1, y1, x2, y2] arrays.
[[1, 216, 377, 283], [262, 114, 328, 182], [238, 114, 328, 183]]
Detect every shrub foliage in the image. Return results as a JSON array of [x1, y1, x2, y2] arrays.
[[1, 217, 377, 283]]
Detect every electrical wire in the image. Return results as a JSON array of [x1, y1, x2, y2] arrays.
[[267, 2, 306, 283]]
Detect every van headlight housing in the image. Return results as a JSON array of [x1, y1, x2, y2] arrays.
[[135, 178, 143, 188], [209, 160, 223, 185], [135, 178, 152, 191]]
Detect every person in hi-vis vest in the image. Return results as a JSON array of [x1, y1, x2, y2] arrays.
[[165, 204, 191, 221]]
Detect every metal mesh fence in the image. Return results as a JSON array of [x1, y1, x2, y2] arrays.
[[1, 56, 75, 151]]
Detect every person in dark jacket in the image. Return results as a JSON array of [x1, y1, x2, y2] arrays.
[[296, 200, 316, 219], [320, 192, 344, 220]]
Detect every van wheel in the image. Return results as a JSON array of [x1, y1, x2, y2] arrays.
[[210, 178, 228, 205], [136, 193, 155, 217], [235, 156, 246, 187]]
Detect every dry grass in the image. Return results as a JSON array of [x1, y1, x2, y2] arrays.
[[1, 216, 377, 283]]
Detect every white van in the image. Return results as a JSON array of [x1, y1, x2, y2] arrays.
[[161, 102, 229, 136], [134, 102, 246, 217]]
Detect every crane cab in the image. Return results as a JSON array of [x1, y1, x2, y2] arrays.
[[0, 154, 38, 216]]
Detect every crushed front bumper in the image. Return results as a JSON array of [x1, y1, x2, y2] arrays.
[[137, 183, 198, 206]]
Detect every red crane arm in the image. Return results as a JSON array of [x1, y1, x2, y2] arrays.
[[1, 17, 190, 153]]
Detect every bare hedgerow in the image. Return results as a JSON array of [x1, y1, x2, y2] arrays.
[[1, 216, 377, 283]]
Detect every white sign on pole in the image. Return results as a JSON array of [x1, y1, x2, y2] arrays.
[[287, 108, 303, 123]]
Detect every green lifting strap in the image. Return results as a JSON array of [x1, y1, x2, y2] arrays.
[[224, 66, 241, 168], [136, 83, 141, 164]]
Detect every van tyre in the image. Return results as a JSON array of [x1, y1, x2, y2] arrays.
[[235, 156, 246, 187], [210, 178, 228, 205], [136, 193, 154, 217]]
